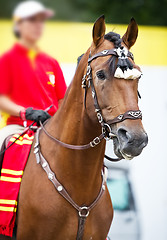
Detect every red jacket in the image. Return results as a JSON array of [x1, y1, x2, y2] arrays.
[[0, 43, 67, 127]]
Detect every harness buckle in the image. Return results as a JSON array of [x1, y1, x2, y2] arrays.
[[79, 206, 89, 218], [90, 137, 101, 147]]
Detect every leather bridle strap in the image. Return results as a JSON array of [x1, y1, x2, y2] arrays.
[[40, 121, 106, 149], [34, 127, 106, 240], [106, 110, 142, 125], [87, 49, 134, 63], [40, 121, 122, 162]]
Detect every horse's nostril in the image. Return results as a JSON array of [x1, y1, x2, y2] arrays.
[[118, 128, 131, 142]]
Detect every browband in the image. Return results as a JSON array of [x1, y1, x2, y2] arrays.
[[88, 46, 142, 80], [88, 48, 134, 63]]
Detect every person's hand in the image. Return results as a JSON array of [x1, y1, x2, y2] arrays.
[[20, 107, 51, 125]]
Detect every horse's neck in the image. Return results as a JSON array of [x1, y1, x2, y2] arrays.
[[40, 52, 106, 204]]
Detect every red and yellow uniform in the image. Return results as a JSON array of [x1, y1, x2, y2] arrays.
[[0, 43, 67, 128]]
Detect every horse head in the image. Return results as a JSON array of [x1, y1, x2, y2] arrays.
[[84, 15, 148, 160]]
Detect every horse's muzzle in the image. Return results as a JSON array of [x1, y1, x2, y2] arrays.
[[115, 127, 148, 160]]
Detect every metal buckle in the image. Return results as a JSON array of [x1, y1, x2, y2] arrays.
[[102, 123, 115, 141], [79, 206, 89, 217], [90, 137, 101, 147]]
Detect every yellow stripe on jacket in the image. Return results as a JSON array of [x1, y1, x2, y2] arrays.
[[1, 169, 23, 176], [0, 206, 17, 212], [0, 199, 17, 205], [0, 176, 22, 183]]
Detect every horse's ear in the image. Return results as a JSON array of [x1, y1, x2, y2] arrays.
[[122, 18, 138, 49], [93, 15, 106, 46]]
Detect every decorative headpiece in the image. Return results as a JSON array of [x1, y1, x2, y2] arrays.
[[104, 32, 142, 80], [114, 46, 142, 79]]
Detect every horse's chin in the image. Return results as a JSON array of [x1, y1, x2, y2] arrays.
[[113, 137, 134, 161]]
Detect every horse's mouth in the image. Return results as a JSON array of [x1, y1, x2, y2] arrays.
[[113, 137, 134, 160]]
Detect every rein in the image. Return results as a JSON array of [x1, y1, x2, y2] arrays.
[[33, 48, 142, 240]]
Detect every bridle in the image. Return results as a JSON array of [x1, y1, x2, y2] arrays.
[[38, 47, 142, 159], [34, 47, 142, 240], [82, 48, 142, 141], [38, 48, 142, 161]]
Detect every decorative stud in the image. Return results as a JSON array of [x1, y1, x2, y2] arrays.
[[48, 173, 54, 180], [118, 114, 123, 120], [34, 143, 39, 148], [128, 111, 142, 118], [102, 185, 106, 190], [42, 162, 47, 168], [92, 91, 95, 98], [57, 185, 63, 192], [97, 113, 103, 123], [34, 148, 39, 154], [101, 50, 109, 55]]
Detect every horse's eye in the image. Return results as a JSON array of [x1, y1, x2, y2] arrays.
[[96, 70, 106, 80]]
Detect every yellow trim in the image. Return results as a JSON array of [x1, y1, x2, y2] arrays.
[[0, 206, 17, 212], [1, 169, 23, 176], [0, 176, 22, 183], [9, 138, 33, 145], [46, 71, 54, 74], [0, 199, 17, 205], [47, 81, 55, 87], [27, 49, 37, 60], [12, 134, 34, 140]]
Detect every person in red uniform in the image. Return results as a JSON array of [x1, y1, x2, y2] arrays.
[[0, 1, 67, 148]]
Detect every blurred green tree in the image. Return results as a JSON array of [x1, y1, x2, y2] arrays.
[[0, 0, 166, 26]]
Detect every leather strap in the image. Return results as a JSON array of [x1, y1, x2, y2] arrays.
[[41, 122, 105, 150], [106, 110, 142, 125], [88, 49, 134, 63], [76, 216, 87, 240]]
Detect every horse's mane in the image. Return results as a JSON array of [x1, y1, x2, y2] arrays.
[[104, 32, 122, 48]]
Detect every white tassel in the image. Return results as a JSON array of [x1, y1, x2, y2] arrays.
[[131, 68, 142, 79], [114, 67, 142, 80], [124, 69, 134, 79], [114, 67, 124, 79]]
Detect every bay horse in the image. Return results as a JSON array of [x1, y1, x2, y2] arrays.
[[3, 16, 148, 240]]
